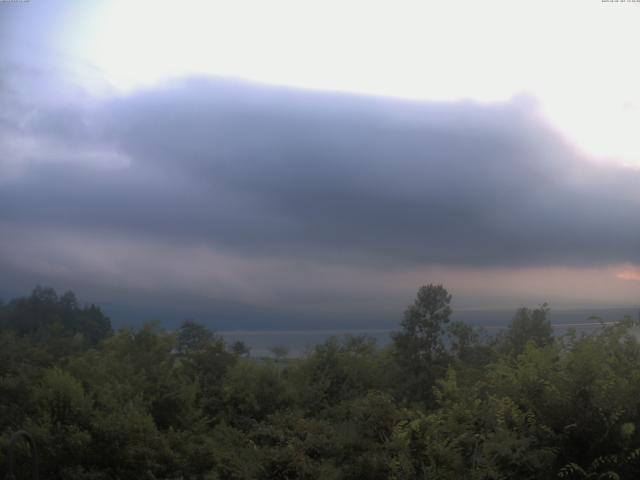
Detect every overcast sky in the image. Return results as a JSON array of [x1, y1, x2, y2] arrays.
[[1, 1, 639, 328]]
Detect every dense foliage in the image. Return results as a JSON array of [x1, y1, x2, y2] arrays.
[[1, 285, 639, 479]]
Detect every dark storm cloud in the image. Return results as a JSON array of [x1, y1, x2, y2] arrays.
[[2, 77, 639, 267]]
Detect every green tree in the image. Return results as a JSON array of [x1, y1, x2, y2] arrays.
[[176, 320, 236, 419], [223, 360, 292, 425], [501, 303, 553, 355], [0, 286, 111, 346], [391, 284, 452, 404], [296, 335, 387, 414], [231, 340, 251, 357], [270, 345, 289, 362]]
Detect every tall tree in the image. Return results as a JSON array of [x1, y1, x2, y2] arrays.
[[502, 303, 553, 355], [392, 284, 452, 404]]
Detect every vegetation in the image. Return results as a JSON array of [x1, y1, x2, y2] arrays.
[[1, 285, 640, 479]]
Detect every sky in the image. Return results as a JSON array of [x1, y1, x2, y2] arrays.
[[1, 0, 639, 329]]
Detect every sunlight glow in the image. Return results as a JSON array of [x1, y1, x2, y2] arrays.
[[617, 268, 640, 282], [68, 0, 640, 167]]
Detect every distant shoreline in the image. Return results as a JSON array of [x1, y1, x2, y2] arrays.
[[218, 321, 622, 336]]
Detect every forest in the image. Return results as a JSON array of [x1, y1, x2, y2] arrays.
[[1, 285, 640, 480]]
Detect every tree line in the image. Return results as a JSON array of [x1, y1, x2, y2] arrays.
[[1, 285, 639, 479]]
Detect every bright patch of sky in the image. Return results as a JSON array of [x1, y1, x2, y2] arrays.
[[60, 0, 640, 167]]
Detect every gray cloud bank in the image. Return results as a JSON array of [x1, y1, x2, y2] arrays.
[[3, 77, 639, 265], [1, 76, 639, 326]]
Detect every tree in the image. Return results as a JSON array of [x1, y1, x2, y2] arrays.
[[392, 284, 452, 404], [297, 335, 385, 414], [446, 321, 496, 378], [177, 320, 215, 354], [0, 286, 112, 346], [270, 345, 289, 362], [231, 340, 251, 357], [501, 303, 553, 355], [447, 320, 478, 361], [176, 320, 236, 418]]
